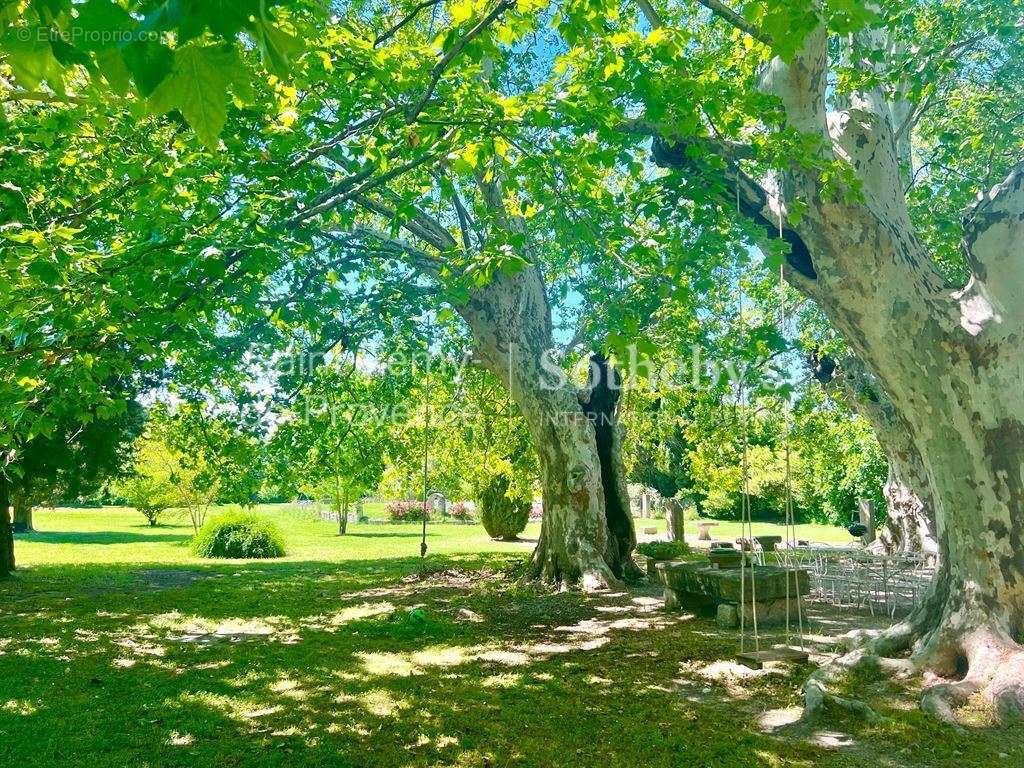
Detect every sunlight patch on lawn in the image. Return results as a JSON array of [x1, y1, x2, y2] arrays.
[[150, 612, 300, 645], [299, 601, 397, 631], [357, 643, 533, 679], [357, 651, 421, 677], [481, 672, 522, 688], [175, 691, 286, 725], [242, 705, 284, 719], [270, 677, 309, 700], [678, 659, 788, 701], [336, 688, 410, 718], [473, 648, 531, 665], [410, 645, 470, 668], [3, 699, 39, 716]]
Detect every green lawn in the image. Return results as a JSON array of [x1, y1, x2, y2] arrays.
[[1, 506, 1018, 768], [9, 504, 540, 568], [635, 516, 858, 546]]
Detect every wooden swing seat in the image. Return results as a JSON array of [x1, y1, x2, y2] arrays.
[[735, 646, 809, 670]]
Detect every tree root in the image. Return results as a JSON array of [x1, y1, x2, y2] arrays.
[[523, 537, 624, 592], [798, 649, 889, 727], [799, 607, 1024, 729]]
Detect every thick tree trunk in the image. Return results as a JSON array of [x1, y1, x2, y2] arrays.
[[877, 468, 935, 558], [0, 474, 13, 576], [458, 267, 638, 588], [777, 171, 1024, 721], [651, 24, 1024, 721], [11, 491, 32, 534], [514, 357, 638, 587]]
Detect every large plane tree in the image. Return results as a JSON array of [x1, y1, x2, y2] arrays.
[[1, 1, 717, 587], [541, 0, 1024, 721]]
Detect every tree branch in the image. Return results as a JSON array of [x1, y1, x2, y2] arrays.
[[962, 160, 1024, 303], [287, 139, 450, 227], [650, 134, 818, 284], [375, 0, 444, 46], [378, 188, 458, 250], [287, 106, 401, 172], [635, 0, 663, 29], [2, 89, 89, 105], [758, 22, 828, 137], [352, 195, 456, 253], [694, 0, 771, 45], [404, 0, 513, 123]]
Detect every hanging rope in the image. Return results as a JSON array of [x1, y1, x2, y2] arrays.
[[736, 255, 760, 654], [778, 261, 806, 651]]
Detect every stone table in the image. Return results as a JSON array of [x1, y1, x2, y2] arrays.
[[657, 561, 810, 629], [696, 521, 719, 541]]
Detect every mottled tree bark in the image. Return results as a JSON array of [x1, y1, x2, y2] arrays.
[[459, 266, 638, 588], [656, 19, 1024, 720], [11, 490, 32, 534], [833, 357, 937, 557]]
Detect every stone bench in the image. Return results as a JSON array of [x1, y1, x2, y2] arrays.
[[656, 561, 810, 629]]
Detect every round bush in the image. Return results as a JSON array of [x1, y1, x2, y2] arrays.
[[478, 473, 530, 541], [192, 511, 286, 559]]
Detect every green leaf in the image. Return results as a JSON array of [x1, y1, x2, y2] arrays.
[[251, 18, 302, 77], [122, 39, 174, 97], [202, 0, 261, 39], [147, 43, 250, 149], [1, 29, 65, 92], [96, 48, 131, 95], [74, 0, 133, 51], [450, 0, 474, 25]]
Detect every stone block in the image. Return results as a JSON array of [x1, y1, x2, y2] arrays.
[[658, 561, 810, 618]]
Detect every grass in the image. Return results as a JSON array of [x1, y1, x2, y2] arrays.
[[10, 504, 540, 567], [2, 506, 1020, 767], [635, 516, 859, 546]]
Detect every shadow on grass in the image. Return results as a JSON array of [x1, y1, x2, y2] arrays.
[[14, 530, 192, 545], [1, 552, 1021, 768]]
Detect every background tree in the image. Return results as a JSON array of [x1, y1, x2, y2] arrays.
[[8, 398, 143, 532], [146, 404, 263, 532], [270, 358, 396, 535], [115, 435, 178, 527]]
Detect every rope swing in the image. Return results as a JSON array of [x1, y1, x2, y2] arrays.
[[736, 255, 760, 654], [735, 198, 808, 666], [778, 263, 805, 652]]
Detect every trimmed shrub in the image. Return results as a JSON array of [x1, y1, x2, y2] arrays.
[[478, 472, 530, 541], [192, 511, 286, 559]]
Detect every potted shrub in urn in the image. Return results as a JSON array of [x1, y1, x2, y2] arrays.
[[635, 540, 691, 576]]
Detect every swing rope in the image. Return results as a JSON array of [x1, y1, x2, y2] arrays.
[[737, 255, 760, 654], [734, 172, 760, 652], [779, 261, 806, 652], [734, 169, 807, 660]]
